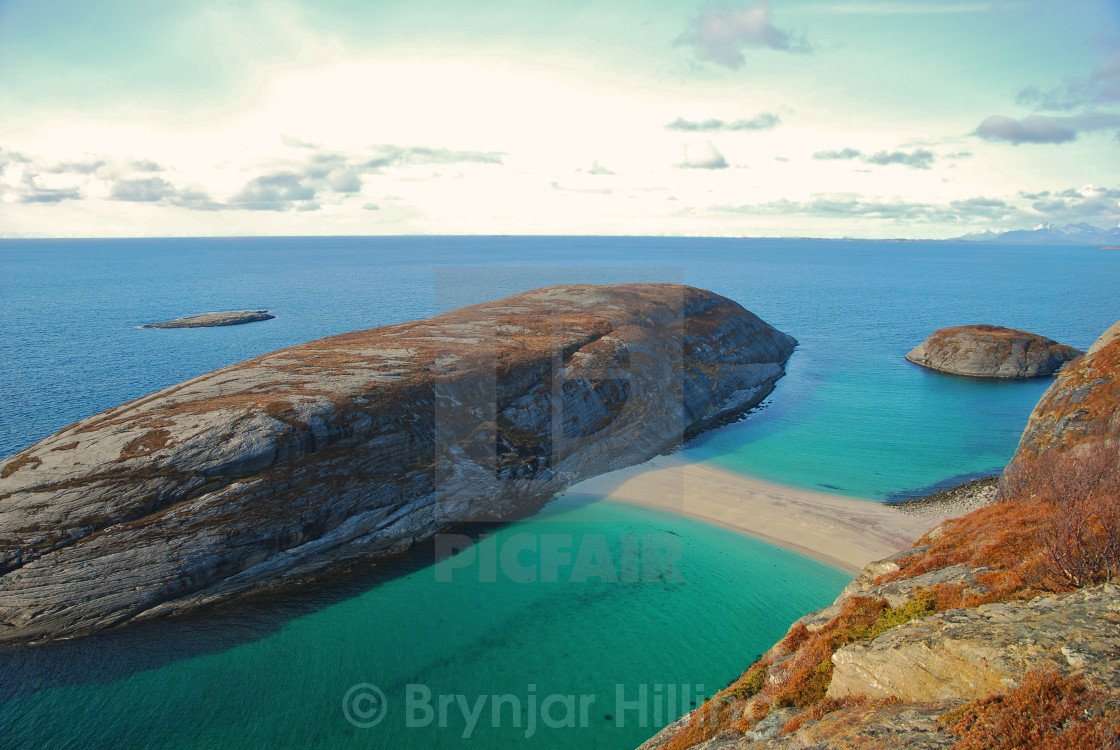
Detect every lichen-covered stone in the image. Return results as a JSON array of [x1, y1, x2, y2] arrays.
[[142, 310, 275, 328], [828, 584, 1120, 702], [906, 325, 1081, 378], [0, 283, 796, 645], [1000, 318, 1120, 498]]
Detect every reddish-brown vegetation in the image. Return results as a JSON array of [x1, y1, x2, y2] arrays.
[[116, 429, 173, 462], [941, 670, 1120, 749], [1, 453, 41, 479], [780, 695, 869, 735]]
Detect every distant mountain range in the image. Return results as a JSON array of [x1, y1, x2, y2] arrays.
[[954, 222, 1120, 245]]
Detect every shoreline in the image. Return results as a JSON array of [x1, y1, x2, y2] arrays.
[[565, 455, 989, 575]]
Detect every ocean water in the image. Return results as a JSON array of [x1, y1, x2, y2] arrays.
[[1, 236, 1117, 748]]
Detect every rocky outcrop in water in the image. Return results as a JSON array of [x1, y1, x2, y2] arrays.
[[143, 310, 275, 328], [0, 283, 796, 645], [905, 324, 1081, 378]]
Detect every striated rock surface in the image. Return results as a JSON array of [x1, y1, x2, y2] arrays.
[[828, 584, 1120, 702], [905, 324, 1081, 378], [143, 310, 275, 328], [0, 283, 796, 645], [1001, 318, 1120, 498]]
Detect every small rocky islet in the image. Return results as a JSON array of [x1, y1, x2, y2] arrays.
[[142, 310, 275, 328], [905, 324, 1082, 378]]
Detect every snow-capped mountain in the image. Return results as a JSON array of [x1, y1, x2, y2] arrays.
[[954, 223, 1120, 245]]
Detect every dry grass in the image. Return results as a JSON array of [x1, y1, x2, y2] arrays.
[[941, 670, 1120, 749]]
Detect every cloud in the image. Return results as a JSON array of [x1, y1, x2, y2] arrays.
[[281, 134, 321, 149], [667, 113, 781, 131], [230, 172, 317, 211], [1027, 184, 1120, 223], [1016, 43, 1120, 112], [224, 144, 505, 211], [677, 1, 806, 69], [974, 115, 1077, 144], [46, 159, 106, 175], [811, 2, 999, 14], [580, 160, 616, 175], [110, 176, 177, 202], [711, 193, 1018, 222], [710, 185, 1120, 227], [863, 149, 935, 169], [678, 142, 729, 169], [18, 186, 83, 203], [1, 140, 504, 214], [974, 113, 1120, 144], [362, 145, 504, 171], [811, 147, 935, 168], [0, 148, 30, 175], [108, 176, 221, 210], [812, 147, 862, 160]]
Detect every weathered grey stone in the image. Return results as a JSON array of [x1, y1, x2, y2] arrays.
[[0, 283, 796, 645], [906, 325, 1081, 378], [828, 584, 1120, 702], [142, 310, 274, 328]]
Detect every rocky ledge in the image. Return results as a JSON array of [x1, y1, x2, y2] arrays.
[[905, 324, 1081, 378], [143, 310, 275, 328], [0, 283, 795, 645]]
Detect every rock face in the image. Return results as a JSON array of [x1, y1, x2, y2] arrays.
[[905, 324, 1081, 378], [143, 310, 275, 328], [1001, 319, 1120, 498], [0, 283, 796, 645], [828, 585, 1120, 702]]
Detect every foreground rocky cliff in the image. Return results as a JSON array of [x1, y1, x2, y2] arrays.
[[642, 320, 1120, 749], [0, 283, 796, 646], [906, 324, 1081, 378]]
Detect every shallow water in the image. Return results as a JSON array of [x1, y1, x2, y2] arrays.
[[0, 497, 850, 750]]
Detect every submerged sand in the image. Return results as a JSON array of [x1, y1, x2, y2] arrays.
[[566, 456, 979, 575]]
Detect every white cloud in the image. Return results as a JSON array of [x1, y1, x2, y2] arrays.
[[678, 142, 730, 169], [811, 147, 935, 169], [667, 113, 781, 132], [581, 160, 616, 176]]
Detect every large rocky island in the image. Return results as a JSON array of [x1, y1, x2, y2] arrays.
[[0, 283, 796, 645], [906, 324, 1081, 378]]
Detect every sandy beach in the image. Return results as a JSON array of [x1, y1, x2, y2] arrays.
[[566, 455, 976, 575]]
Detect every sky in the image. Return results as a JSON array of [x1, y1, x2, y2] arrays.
[[1, 0, 1119, 239]]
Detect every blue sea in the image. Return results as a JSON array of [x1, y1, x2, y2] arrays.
[[1, 236, 1117, 749]]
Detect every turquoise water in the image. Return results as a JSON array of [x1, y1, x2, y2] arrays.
[[0, 498, 849, 750], [1, 237, 1118, 748]]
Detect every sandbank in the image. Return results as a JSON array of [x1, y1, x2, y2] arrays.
[[566, 455, 976, 575]]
